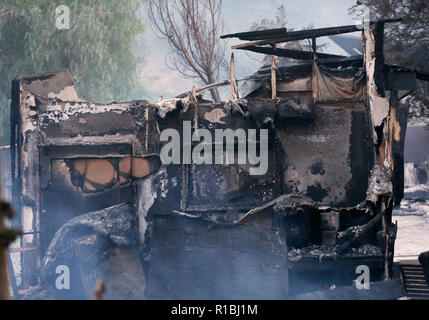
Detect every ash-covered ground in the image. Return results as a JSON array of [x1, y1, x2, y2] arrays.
[[393, 184, 429, 261]]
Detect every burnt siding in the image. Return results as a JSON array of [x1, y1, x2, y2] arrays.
[[25, 99, 158, 255], [146, 215, 289, 299], [344, 109, 374, 206], [277, 104, 372, 206]]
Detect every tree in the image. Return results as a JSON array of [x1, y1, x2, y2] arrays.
[[250, 5, 324, 65], [349, 0, 429, 127], [0, 0, 146, 145], [146, 0, 227, 102]]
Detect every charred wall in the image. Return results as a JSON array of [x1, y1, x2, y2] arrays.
[[146, 215, 288, 299], [277, 104, 373, 206], [11, 71, 160, 289]]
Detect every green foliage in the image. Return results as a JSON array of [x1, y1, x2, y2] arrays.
[[0, 0, 146, 144]]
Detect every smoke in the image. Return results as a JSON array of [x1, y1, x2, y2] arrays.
[[38, 203, 141, 299], [145, 213, 290, 299]]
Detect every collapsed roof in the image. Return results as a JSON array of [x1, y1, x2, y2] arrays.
[[178, 20, 429, 99]]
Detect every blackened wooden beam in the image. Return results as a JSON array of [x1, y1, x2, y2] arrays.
[[374, 21, 386, 97], [312, 37, 317, 60], [221, 27, 288, 41], [229, 19, 401, 50], [237, 45, 343, 60], [336, 213, 383, 254]]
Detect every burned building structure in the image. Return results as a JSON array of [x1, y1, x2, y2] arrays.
[[8, 20, 429, 299]]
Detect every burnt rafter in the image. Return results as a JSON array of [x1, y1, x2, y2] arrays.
[[223, 19, 401, 50], [236, 45, 345, 60]]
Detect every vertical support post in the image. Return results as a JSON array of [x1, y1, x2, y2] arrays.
[[312, 37, 317, 60], [17, 81, 42, 288], [271, 56, 277, 99], [379, 198, 390, 280], [374, 22, 385, 97], [363, 22, 396, 281], [230, 53, 239, 101], [191, 86, 198, 133], [144, 108, 149, 153]]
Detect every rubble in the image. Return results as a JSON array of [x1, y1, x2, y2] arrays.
[[41, 203, 144, 299], [155, 98, 190, 119], [366, 164, 393, 203], [338, 225, 364, 239], [272, 194, 316, 215], [345, 244, 382, 257], [288, 241, 382, 264], [288, 245, 336, 263]]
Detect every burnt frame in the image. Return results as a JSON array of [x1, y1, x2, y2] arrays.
[[180, 138, 285, 212], [38, 142, 134, 253]]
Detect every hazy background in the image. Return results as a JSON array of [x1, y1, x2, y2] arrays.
[[139, 0, 357, 101]]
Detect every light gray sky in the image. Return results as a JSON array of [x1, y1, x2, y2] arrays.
[[139, 0, 357, 101]]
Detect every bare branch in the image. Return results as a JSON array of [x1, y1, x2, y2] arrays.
[[146, 0, 226, 102]]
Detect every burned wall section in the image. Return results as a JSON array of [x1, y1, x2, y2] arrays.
[[277, 104, 373, 206], [11, 70, 160, 292], [247, 59, 373, 207], [145, 100, 290, 299], [144, 82, 377, 297], [154, 101, 283, 212], [362, 22, 410, 280]]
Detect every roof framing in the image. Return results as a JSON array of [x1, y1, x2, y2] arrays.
[[222, 19, 401, 51]]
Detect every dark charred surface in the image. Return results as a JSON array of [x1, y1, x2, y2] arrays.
[[309, 160, 326, 175], [344, 110, 374, 206], [305, 182, 328, 202]]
